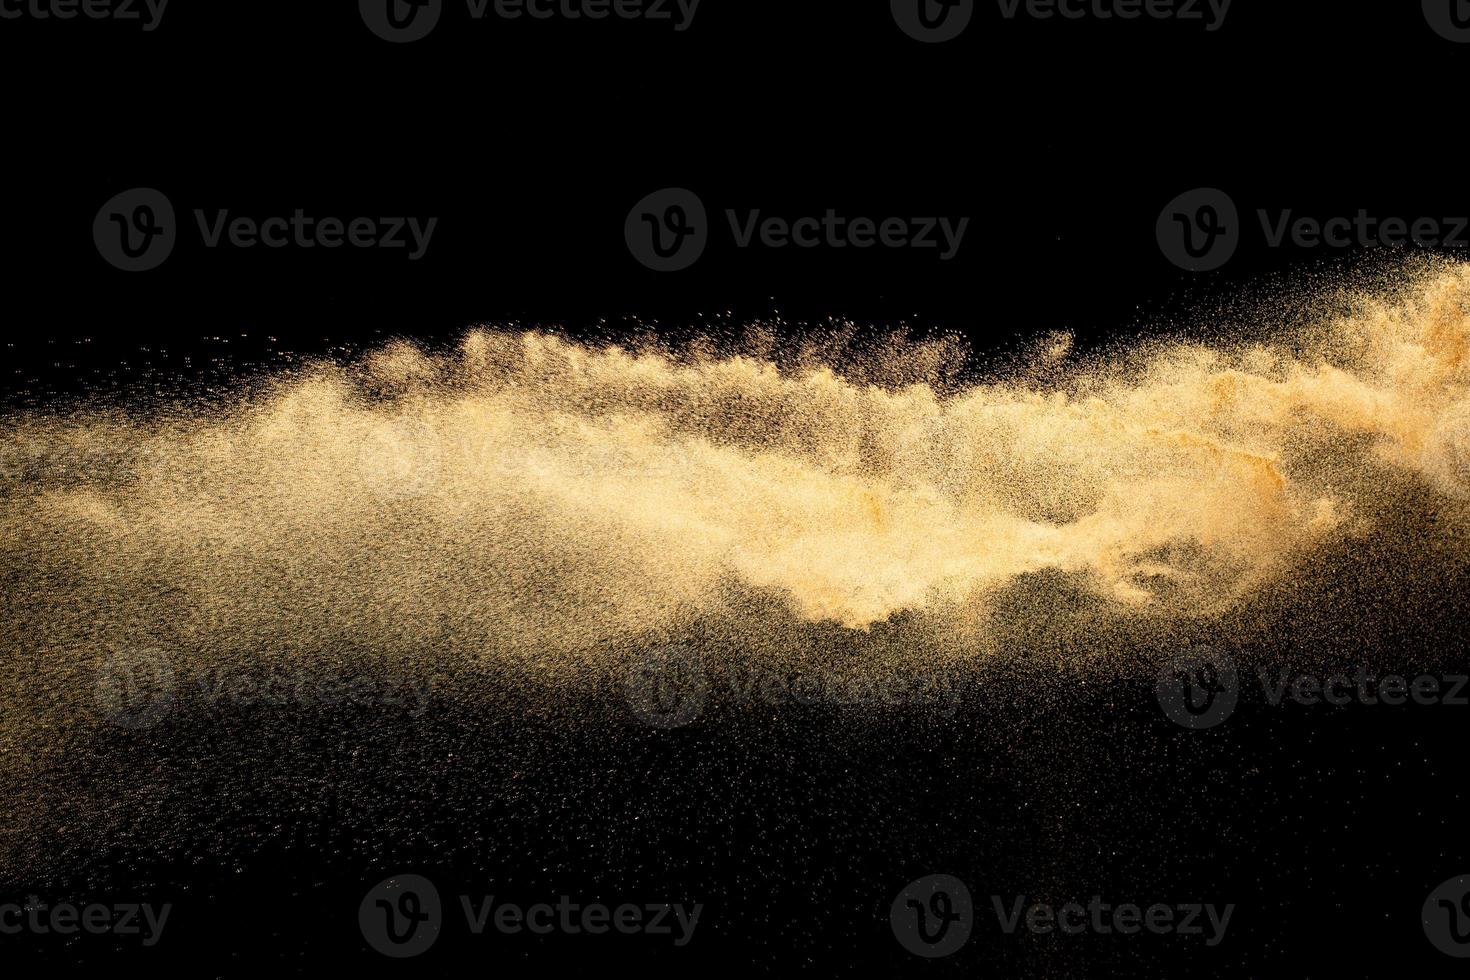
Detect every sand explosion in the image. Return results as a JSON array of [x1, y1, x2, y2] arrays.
[[8, 263, 1470, 645], [3, 258, 1470, 882]]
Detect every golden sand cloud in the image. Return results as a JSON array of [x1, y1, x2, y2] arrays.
[[9, 265, 1470, 639], [5, 259, 1470, 878]]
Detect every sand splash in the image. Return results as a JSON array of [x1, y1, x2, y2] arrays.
[[2, 260, 1470, 879], [8, 265, 1470, 649]]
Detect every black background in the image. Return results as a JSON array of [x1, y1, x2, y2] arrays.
[[5, 1, 1468, 396], [4, 1, 1470, 976]]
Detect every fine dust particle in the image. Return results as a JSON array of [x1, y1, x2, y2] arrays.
[[4, 263, 1470, 860], [8, 266, 1470, 637]]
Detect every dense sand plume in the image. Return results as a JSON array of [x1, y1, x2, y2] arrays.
[[7, 263, 1470, 647], [3, 259, 1470, 879]]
